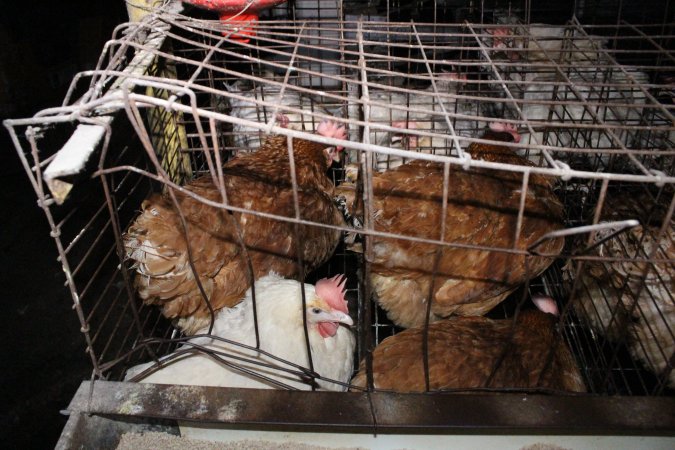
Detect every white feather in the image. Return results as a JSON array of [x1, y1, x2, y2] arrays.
[[517, 68, 649, 165], [225, 82, 331, 151], [126, 273, 355, 391]]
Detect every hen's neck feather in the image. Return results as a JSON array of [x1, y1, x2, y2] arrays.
[[208, 274, 319, 342], [224, 136, 331, 188]]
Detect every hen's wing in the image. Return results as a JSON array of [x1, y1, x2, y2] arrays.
[[124, 137, 343, 334], [352, 312, 585, 393], [367, 151, 564, 328], [570, 191, 675, 386], [352, 317, 533, 392]]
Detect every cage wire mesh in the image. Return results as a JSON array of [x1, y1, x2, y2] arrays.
[[4, 0, 675, 419]]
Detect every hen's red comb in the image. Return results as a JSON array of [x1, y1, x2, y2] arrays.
[[392, 121, 419, 149], [317, 120, 347, 152], [489, 27, 511, 48], [315, 274, 348, 313]]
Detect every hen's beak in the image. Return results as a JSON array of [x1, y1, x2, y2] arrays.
[[322, 309, 353, 326], [311, 304, 353, 326]]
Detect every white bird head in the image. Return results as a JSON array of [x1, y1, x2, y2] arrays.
[[309, 274, 353, 338]]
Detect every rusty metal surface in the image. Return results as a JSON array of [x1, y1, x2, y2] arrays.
[[65, 381, 675, 435]]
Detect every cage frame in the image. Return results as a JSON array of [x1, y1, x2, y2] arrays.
[[5, 0, 675, 445]]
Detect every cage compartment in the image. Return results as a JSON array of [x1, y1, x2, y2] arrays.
[[4, 0, 675, 445]]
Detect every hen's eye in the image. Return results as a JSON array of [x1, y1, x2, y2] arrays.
[[312, 307, 321, 314]]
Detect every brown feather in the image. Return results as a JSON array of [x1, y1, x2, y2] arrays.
[[351, 310, 586, 393], [124, 135, 344, 334], [338, 130, 564, 328]]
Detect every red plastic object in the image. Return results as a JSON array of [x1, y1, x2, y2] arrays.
[[183, 0, 287, 41]]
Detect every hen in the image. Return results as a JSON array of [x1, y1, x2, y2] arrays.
[[568, 190, 675, 387], [488, 23, 607, 66], [125, 273, 355, 391], [371, 101, 499, 171], [336, 123, 564, 328], [518, 69, 649, 164], [124, 120, 347, 334], [225, 79, 332, 150], [126, 273, 355, 440], [351, 295, 585, 393], [347, 72, 467, 169]]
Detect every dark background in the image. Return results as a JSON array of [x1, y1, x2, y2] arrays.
[[0, 2, 127, 448]]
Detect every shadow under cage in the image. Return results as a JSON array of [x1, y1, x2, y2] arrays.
[[4, 0, 675, 446]]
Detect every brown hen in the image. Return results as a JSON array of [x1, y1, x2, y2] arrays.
[[351, 296, 586, 393], [337, 123, 564, 328], [124, 121, 346, 334]]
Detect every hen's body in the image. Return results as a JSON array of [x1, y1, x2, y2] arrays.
[[518, 69, 649, 161], [124, 134, 344, 334], [339, 128, 564, 328], [226, 80, 331, 150], [351, 304, 585, 393], [569, 191, 675, 386], [491, 24, 607, 66], [346, 73, 467, 167], [125, 274, 355, 391]]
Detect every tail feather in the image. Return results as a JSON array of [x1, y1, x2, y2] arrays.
[[123, 193, 248, 333]]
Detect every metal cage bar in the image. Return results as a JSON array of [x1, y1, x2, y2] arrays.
[[4, 1, 675, 443]]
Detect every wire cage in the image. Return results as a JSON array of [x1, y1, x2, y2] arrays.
[[5, 0, 675, 445]]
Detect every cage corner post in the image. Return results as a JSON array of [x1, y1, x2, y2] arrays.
[[126, 0, 193, 185]]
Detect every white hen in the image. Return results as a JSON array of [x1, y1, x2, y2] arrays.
[[517, 68, 649, 166], [125, 273, 356, 391], [225, 80, 332, 151]]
